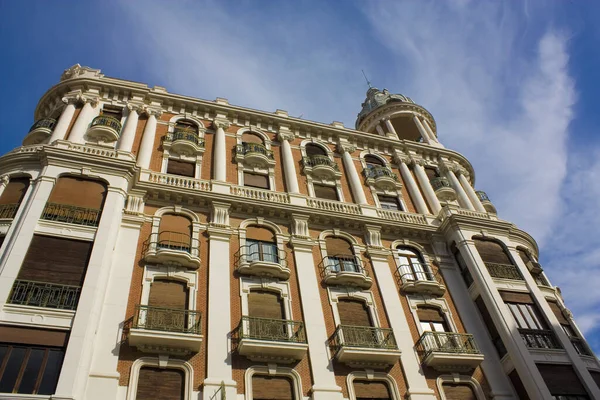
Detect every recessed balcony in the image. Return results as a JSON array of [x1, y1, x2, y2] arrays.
[[0, 203, 19, 219], [235, 142, 275, 167], [319, 255, 372, 289], [23, 118, 56, 145], [363, 166, 399, 190], [415, 331, 484, 372], [86, 115, 122, 142], [8, 279, 81, 310], [329, 325, 401, 368], [129, 305, 202, 355], [162, 128, 205, 156], [143, 231, 201, 269], [301, 155, 341, 179], [396, 266, 446, 297], [237, 316, 308, 363], [476, 190, 497, 213], [41, 202, 101, 227], [519, 328, 561, 350], [484, 262, 524, 281], [234, 245, 289, 280], [430, 177, 456, 202]]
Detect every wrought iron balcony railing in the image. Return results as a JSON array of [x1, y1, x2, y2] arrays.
[[9, 279, 81, 310], [319, 255, 367, 277], [41, 202, 101, 227], [163, 129, 205, 147], [146, 231, 198, 254], [90, 115, 122, 133], [302, 155, 339, 171], [518, 328, 561, 350], [236, 142, 274, 160], [133, 305, 201, 334], [330, 325, 398, 351], [0, 203, 19, 219], [363, 166, 398, 181], [570, 337, 593, 356], [396, 263, 438, 284], [29, 118, 57, 133], [234, 244, 286, 267], [476, 190, 490, 202], [484, 262, 524, 281], [240, 316, 306, 343], [415, 331, 481, 359], [430, 176, 452, 191]]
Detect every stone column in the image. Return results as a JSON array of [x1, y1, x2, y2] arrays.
[[375, 124, 386, 137], [117, 104, 140, 152], [412, 115, 432, 145], [0, 175, 9, 199], [412, 161, 441, 214], [136, 109, 160, 169], [445, 167, 474, 210], [290, 215, 343, 400], [48, 98, 78, 143], [278, 130, 300, 194], [68, 98, 99, 144], [383, 118, 399, 139], [212, 120, 229, 182], [458, 171, 486, 213], [338, 143, 367, 205], [395, 156, 429, 214]]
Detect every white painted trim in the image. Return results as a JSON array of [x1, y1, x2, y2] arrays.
[[125, 357, 194, 400], [236, 127, 272, 148], [346, 371, 401, 400], [243, 365, 303, 400], [436, 374, 485, 400]]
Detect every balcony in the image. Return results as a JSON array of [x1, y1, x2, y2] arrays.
[[484, 262, 524, 281], [0, 203, 19, 219], [329, 325, 401, 368], [319, 255, 372, 289], [8, 279, 81, 310], [570, 337, 593, 356], [301, 155, 341, 179], [144, 231, 200, 269], [24, 118, 56, 145], [129, 305, 202, 355], [162, 128, 205, 156], [41, 202, 101, 227], [415, 332, 484, 372], [518, 328, 561, 350], [430, 177, 456, 202], [396, 266, 446, 297], [86, 115, 122, 142], [476, 190, 497, 213], [234, 245, 289, 280], [363, 166, 399, 190], [237, 316, 308, 363], [235, 142, 275, 167]]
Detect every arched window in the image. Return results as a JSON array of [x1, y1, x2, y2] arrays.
[[0, 177, 29, 219], [242, 132, 264, 144], [305, 143, 327, 157], [473, 238, 522, 280], [365, 155, 385, 169], [174, 119, 198, 135], [396, 247, 427, 281], [417, 306, 449, 332], [246, 226, 278, 263], [252, 375, 295, 400], [44, 176, 107, 226], [442, 382, 477, 400], [353, 380, 392, 400], [136, 367, 185, 400], [158, 214, 193, 252], [325, 236, 359, 273], [338, 298, 373, 327]]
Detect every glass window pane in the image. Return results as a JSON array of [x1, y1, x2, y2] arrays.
[[432, 322, 447, 332], [37, 350, 64, 395], [508, 304, 528, 329], [17, 348, 45, 394], [262, 242, 278, 263], [0, 346, 26, 393], [0, 345, 8, 367], [247, 240, 260, 261], [519, 304, 540, 330], [420, 322, 432, 332]]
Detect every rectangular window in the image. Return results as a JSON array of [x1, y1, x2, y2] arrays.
[[537, 364, 588, 399], [167, 159, 195, 177], [313, 184, 338, 201], [247, 239, 279, 263], [244, 172, 269, 189], [377, 195, 402, 211]]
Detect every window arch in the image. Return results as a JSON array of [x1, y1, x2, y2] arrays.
[[245, 226, 279, 264], [244, 365, 303, 400], [337, 297, 373, 327], [158, 214, 193, 252], [436, 375, 485, 400], [472, 237, 513, 265], [364, 154, 385, 168], [242, 132, 264, 144], [305, 143, 328, 157], [0, 176, 30, 219], [396, 246, 428, 281], [347, 372, 401, 400], [417, 305, 450, 332], [126, 357, 194, 400], [325, 236, 359, 273]]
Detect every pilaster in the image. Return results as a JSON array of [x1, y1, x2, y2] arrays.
[[337, 140, 368, 205], [212, 118, 230, 182], [136, 107, 161, 169]]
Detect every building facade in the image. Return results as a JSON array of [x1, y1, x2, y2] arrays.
[[0, 64, 598, 400]]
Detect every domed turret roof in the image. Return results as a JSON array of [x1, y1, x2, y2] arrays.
[[356, 87, 414, 129]]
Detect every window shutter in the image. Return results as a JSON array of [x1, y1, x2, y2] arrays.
[[136, 367, 184, 400], [0, 178, 29, 205], [166, 159, 195, 177], [417, 307, 446, 323], [48, 177, 107, 209], [159, 214, 192, 236], [473, 239, 512, 265], [499, 291, 534, 304], [305, 144, 327, 157], [248, 291, 284, 320], [252, 375, 294, 400], [337, 299, 372, 327], [242, 133, 263, 144], [246, 226, 275, 242], [17, 235, 93, 286], [425, 167, 439, 180], [547, 301, 569, 326], [244, 172, 269, 189], [148, 280, 188, 309], [442, 383, 477, 400], [313, 184, 338, 201], [325, 237, 353, 256], [0, 326, 68, 347], [353, 380, 391, 399], [537, 364, 587, 396]]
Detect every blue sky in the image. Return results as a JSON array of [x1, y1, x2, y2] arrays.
[[1, 1, 600, 353]]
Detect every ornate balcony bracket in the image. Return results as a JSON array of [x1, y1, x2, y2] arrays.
[[416, 331, 484, 372], [86, 115, 122, 143]]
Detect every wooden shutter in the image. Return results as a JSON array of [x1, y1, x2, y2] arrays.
[[148, 280, 188, 309], [424, 167, 439, 180], [417, 306, 446, 323], [499, 291, 534, 304], [167, 159, 195, 177], [305, 144, 327, 157], [313, 184, 338, 200], [246, 226, 275, 242], [242, 133, 263, 144], [589, 370, 600, 391], [244, 172, 269, 189], [365, 155, 384, 166], [508, 370, 530, 400], [547, 301, 569, 325], [48, 177, 107, 209], [353, 380, 391, 399], [159, 214, 192, 236], [325, 237, 353, 256], [0, 326, 68, 347], [442, 383, 477, 400], [0, 177, 29, 204], [175, 120, 198, 134], [248, 291, 284, 320], [338, 299, 372, 327], [537, 364, 587, 396], [17, 235, 93, 286], [136, 367, 184, 400], [252, 375, 293, 400], [473, 239, 512, 265]]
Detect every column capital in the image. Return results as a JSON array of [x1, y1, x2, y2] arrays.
[[337, 142, 356, 154], [393, 152, 411, 165], [277, 129, 295, 142], [411, 157, 427, 167], [211, 201, 231, 226], [126, 102, 144, 112], [212, 119, 231, 130], [290, 214, 310, 238], [142, 106, 162, 118]]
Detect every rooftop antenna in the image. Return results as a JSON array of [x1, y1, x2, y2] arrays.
[[361, 70, 372, 88]]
